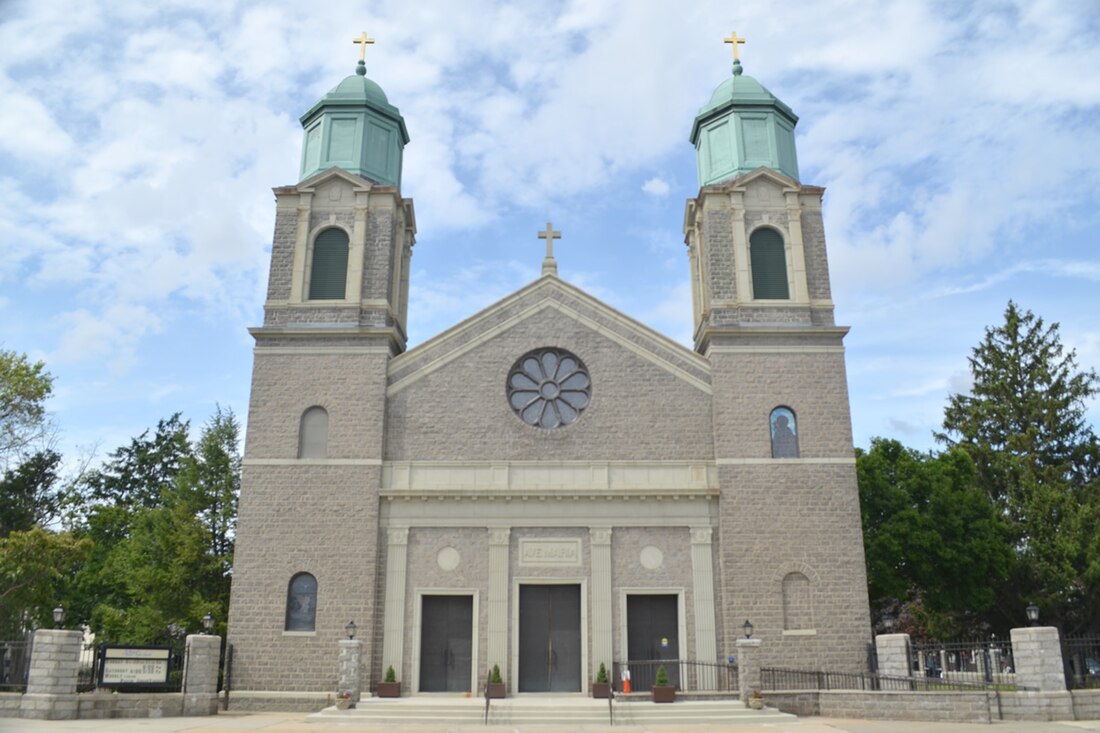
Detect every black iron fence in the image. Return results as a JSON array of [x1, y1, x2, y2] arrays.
[[762, 666, 1028, 692], [612, 659, 738, 693], [1063, 635, 1100, 690], [910, 638, 1016, 686], [0, 637, 32, 692]]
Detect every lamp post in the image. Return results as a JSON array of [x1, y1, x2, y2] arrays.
[[742, 619, 754, 639], [52, 604, 65, 629], [1026, 604, 1040, 627], [202, 613, 214, 632], [345, 620, 357, 640]]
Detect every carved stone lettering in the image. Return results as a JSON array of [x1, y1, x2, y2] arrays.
[[519, 538, 582, 566]]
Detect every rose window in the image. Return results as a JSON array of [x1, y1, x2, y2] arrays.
[[507, 348, 591, 429]]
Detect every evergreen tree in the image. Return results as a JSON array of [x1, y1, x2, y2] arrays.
[[937, 301, 1100, 632]]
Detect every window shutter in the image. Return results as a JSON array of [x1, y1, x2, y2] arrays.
[[750, 228, 790, 299], [309, 228, 349, 300]]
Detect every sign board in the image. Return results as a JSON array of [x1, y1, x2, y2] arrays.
[[97, 646, 172, 688]]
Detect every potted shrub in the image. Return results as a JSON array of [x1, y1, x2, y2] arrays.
[[334, 691, 353, 710], [377, 665, 400, 697], [651, 664, 675, 703], [487, 664, 506, 698], [748, 689, 765, 710], [592, 662, 611, 698]]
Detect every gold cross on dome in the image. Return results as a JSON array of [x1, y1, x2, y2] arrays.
[[353, 31, 375, 61], [537, 222, 562, 276], [724, 31, 746, 60]]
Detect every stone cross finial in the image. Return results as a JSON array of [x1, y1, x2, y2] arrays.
[[353, 31, 375, 61], [724, 31, 746, 60], [537, 222, 562, 276]]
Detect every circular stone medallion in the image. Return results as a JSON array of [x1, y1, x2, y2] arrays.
[[640, 545, 664, 570], [437, 546, 461, 571]]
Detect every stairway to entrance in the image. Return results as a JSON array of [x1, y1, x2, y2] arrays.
[[306, 695, 796, 726]]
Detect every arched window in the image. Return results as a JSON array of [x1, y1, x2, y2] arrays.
[[308, 228, 349, 300], [285, 573, 318, 631], [750, 227, 789, 299], [782, 572, 812, 630], [298, 406, 328, 459], [770, 406, 799, 458]]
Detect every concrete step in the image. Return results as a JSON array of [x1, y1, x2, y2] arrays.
[[307, 696, 795, 726]]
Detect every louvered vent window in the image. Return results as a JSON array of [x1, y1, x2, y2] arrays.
[[298, 406, 328, 459], [750, 227, 790, 299], [309, 228, 349, 300]]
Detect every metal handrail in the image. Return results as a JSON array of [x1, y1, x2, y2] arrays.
[[483, 668, 491, 725]]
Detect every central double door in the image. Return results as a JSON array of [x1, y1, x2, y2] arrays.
[[517, 584, 581, 692]]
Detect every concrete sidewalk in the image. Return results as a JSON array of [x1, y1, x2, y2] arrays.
[[4, 713, 1100, 733]]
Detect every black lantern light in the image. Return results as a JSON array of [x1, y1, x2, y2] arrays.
[[1026, 604, 1040, 626], [345, 620, 357, 640], [52, 604, 65, 629], [742, 619, 754, 639], [203, 612, 215, 632]]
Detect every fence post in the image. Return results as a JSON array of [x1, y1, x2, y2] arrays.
[[19, 629, 82, 720], [1009, 626, 1066, 692], [182, 633, 222, 715], [874, 633, 912, 678], [338, 638, 363, 703], [735, 637, 762, 705]]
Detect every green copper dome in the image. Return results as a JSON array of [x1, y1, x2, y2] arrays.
[[690, 60, 799, 185], [298, 60, 410, 186]]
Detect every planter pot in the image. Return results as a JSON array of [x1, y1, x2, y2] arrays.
[[487, 682, 506, 699], [377, 681, 401, 698], [334, 697, 353, 710], [592, 682, 611, 699], [651, 685, 676, 703], [748, 697, 765, 710]]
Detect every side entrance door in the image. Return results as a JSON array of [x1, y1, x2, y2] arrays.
[[419, 595, 473, 692], [518, 584, 581, 692], [626, 594, 680, 690]]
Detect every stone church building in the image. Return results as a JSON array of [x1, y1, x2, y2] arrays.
[[226, 46, 872, 701]]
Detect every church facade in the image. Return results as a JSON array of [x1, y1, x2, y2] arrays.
[[226, 47, 872, 702]]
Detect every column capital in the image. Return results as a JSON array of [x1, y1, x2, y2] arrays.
[[387, 526, 410, 545], [690, 526, 713, 545], [589, 526, 613, 545]]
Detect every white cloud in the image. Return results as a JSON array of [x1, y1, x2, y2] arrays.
[[642, 177, 670, 198]]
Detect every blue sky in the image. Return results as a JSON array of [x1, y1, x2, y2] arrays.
[[2, 0, 1098, 466]]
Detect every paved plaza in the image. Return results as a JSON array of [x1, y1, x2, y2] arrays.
[[3, 713, 1100, 733]]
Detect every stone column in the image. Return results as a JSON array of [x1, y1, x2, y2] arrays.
[[690, 527, 719, 690], [1010, 626, 1066, 691], [382, 526, 410, 683], [486, 527, 511, 688], [20, 629, 82, 720], [338, 639, 363, 702], [182, 634, 221, 715], [735, 637, 762, 705], [875, 633, 912, 678], [590, 527, 613, 684]]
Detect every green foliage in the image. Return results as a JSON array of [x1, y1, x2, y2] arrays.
[[384, 665, 397, 683], [0, 527, 90, 636], [858, 439, 1013, 637], [596, 662, 608, 684], [655, 665, 669, 687], [0, 349, 54, 467], [1, 449, 62, 537], [491, 664, 502, 684], [80, 413, 192, 511], [937, 302, 1100, 632]]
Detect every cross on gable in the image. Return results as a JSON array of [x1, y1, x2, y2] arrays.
[[537, 222, 562, 277]]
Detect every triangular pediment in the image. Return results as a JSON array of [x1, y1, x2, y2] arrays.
[[387, 276, 711, 396], [275, 166, 399, 196]]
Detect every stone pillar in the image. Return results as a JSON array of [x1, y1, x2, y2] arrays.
[[182, 634, 221, 715], [1010, 626, 1066, 692], [20, 629, 82, 720], [875, 633, 912, 678], [486, 527, 511, 688], [590, 527, 613, 685], [338, 639, 363, 703], [382, 526, 409, 682], [690, 527, 719, 690], [735, 637, 762, 704]]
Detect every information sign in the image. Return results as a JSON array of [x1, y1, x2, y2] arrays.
[[97, 646, 172, 687]]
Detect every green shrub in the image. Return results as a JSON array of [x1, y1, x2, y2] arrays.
[[491, 664, 502, 684], [596, 663, 608, 684], [384, 665, 396, 683], [655, 665, 668, 687]]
